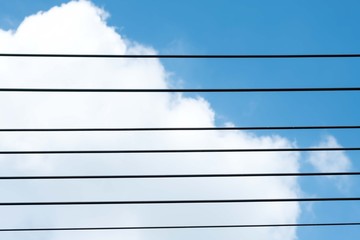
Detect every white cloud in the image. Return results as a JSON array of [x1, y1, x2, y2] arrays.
[[308, 135, 351, 191], [308, 135, 351, 172], [0, 1, 301, 239]]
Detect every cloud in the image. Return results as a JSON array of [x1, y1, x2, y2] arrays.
[[0, 1, 301, 239], [308, 135, 351, 172], [308, 135, 351, 191]]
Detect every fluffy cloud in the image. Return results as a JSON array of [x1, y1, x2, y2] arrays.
[[0, 1, 301, 239]]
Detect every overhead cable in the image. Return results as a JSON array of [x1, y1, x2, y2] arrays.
[[0, 147, 358, 155], [1, 53, 360, 58], [1, 197, 360, 206], [1, 222, 360, 232], [1, 171, 360, 180], [0, 125, 360, 132], [0, 87, 360, 92]]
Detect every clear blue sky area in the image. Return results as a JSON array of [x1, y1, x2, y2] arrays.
[[1, 1, 360, 239]]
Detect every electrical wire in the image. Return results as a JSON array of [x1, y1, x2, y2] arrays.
[[1, 53, 360, 58], [0, 125, 359, 132], [1, 171, 360, 180], [1, 197, 360, 206], [1, 222, 360, 232], [0, 147, 358, 155], [0, 87, 360, 92]]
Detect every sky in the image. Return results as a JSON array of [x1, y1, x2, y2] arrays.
[[0, 1, 360, 239]]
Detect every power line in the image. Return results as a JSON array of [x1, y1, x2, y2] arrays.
[[0, 125, 359, 132], [1, 222, 360, 232], [1, 197, 360, 206], [1, 172, 360, 180], [0, 87, 360, 92], [1, 53, 360, 58], [0, 147, 358, 155]]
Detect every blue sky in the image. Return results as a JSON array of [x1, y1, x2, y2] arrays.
[[1, 1, 360, 239]]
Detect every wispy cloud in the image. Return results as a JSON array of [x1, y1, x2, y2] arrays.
[[308, 135, 351, 191]]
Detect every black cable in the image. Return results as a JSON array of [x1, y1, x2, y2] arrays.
[[0, 147, 358, 155], [0, 125, 359, 132], [1, 172, 360, 180], [1, 197, 360, 206], [0, 87, 360, 92], [1, 222, 360, 232], [1, 53, 360, 58]]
